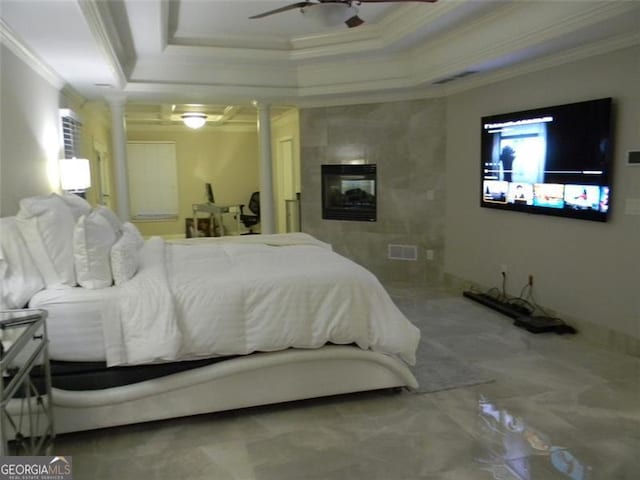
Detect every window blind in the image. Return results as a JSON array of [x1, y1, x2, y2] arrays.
[[126, 142, 178, 219], [60, 111, 82, 158]]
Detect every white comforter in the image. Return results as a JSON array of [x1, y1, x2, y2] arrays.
[[102, 233, 420, 367]]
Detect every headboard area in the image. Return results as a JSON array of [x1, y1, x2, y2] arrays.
[[0, 193, 139, 310]]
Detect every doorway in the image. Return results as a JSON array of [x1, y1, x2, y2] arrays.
[[275, 137, 295, 233]]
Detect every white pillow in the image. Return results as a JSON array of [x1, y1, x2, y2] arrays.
[[73, 210, 118, 289], [60, 193, 91, 220], [0, 217, 45, 309], [95, 206, 123, 235], [122, 222, 144, 248], [16, 193, 77, 286], [110, 227, 140, 285]]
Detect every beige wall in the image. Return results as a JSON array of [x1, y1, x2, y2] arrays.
[[78, 102, 114, 208], [0, 45, 62, 215], [127, 128, 259, 237], [444, 46, 640, 345], [0, 46, 115, 216]]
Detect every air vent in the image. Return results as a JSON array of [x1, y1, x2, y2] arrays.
[[388, 244, 418, 261], [432, 70, 478, 85]]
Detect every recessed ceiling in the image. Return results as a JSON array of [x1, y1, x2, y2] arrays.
[[1, 0, 639, 112], [169, 0, 396, 47], [124, 102, 292, 129]]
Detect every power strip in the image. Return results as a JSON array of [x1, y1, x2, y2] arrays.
[[462, 291, 530, 318], [514, 316, 576, 334], [463, 291, 576, 335]]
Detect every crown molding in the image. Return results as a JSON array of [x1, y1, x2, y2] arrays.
[[296, 33, 640, 110], [126, 123, 256, 133], [440, 32, 640, 98], [61, 85, 89, 109], [375, 0, 464, 47], [163, 2, 467, 64], [123, 30, 639, 109], [295, 83, 443, 110], [0, 18, 65, 90], [78, 0, 127, 88], [123, 81, 298, 105], [409, 0, 640, 88]]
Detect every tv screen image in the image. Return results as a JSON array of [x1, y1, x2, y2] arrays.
[[532, 183, 564, 209], [507, 182, 534, 205], [481, 97, 613, 221], [483, 180, 509, 204], [563, 184, 601, 211]]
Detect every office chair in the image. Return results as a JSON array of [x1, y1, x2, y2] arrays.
[[240, 191, 260, 234]]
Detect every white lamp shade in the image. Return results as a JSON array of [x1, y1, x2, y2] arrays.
[[60, 158, 91, 191], [182, 113, 207, 129]]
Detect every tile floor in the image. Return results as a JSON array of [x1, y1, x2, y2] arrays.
[[54, 284, 639, 479]]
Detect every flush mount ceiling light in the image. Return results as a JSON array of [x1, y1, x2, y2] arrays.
[[181, 113, 207, 129]]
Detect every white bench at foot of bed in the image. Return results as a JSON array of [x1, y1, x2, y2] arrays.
[[49, 345, 418, 434]]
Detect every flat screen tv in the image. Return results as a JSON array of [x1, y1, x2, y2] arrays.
[[480, 97, 613, 222]]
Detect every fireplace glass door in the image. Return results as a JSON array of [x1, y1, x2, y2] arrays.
[[321, 164, 376, 222]]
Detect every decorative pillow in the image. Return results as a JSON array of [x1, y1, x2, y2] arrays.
[[95, 206, 123, 235], [60, 193, 91, 220], [122, 222, 144, 248], [0, 217, 45, 309], [110, 227, 141, 285], [73, 210, 119, 289], [16, 193, 77, 286]]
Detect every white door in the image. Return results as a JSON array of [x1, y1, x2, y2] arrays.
[[275, 138, 295, 233], [94, 142, 113, 209]]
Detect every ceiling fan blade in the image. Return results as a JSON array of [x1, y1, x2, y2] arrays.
[[249, 2, 316, 19], [345, 15, 365, 28]]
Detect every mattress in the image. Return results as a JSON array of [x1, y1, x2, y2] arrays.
[[29, 287, 113, 362]]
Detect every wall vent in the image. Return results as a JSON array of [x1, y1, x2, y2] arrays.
[[388, 244, 418, 261], [432, 70, 478, 85]]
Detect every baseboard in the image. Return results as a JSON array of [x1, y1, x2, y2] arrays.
[[444, 273, 640, 358]]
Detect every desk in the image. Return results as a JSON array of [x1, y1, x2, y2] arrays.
[[192, 203, 241, 236], [0, 309, 54, 455]]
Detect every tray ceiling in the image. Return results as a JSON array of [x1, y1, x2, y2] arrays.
[[1, 0, 639, 116]]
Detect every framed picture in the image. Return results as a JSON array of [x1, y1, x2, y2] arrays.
[[185, 217, 213, 238]]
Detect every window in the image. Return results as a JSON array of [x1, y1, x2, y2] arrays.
[[59, 109, 82, 158], [126, 142, 178, 220]]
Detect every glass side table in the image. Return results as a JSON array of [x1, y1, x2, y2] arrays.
[[0, 309, 54, 455]]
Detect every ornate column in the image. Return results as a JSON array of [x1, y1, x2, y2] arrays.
[[107, 95, 130, 221], [256, 102, 275, 234]]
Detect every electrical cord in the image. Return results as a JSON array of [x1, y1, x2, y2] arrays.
[[516, 280, 553, 317], [472, 275, 576, 334]]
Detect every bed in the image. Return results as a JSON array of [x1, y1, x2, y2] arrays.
[[0, 193, 420, 434]]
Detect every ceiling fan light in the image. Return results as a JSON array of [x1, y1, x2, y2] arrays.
[[181, 113, 207, 129]]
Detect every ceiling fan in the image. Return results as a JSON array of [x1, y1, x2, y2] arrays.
[[249, 0, 438, 29]]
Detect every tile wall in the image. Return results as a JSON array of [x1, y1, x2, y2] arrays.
[[300, 99, 447, 285]]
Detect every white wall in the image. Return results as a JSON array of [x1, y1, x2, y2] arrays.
[[445, 46, 640, 341], [0, 45, 62, 216]]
